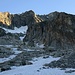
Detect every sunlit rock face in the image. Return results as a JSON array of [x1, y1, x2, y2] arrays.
[[0, 12, 12, 26], [23, 11, 75, 50]]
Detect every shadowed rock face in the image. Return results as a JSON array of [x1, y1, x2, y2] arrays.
[[23, 12, 75, 50], [0, 28, 6, 36]]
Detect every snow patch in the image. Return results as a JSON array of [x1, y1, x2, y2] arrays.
[[0, 26, 28, 34], [20, 35, 26, 41]]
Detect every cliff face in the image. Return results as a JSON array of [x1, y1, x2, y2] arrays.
[[23, 12, 75, 50]]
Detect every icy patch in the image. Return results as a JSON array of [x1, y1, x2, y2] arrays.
[[0, 26, 28, 34]]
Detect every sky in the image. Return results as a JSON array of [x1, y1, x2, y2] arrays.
[[0, 0, 75, 15]]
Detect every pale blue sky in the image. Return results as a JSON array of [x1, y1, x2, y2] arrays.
[[0, 0, 75, 15]]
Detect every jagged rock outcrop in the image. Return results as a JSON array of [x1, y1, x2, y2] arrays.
[[12, 10, 42, 27], [38, 11, 63, 21], [0, 12, 12, 26], [23, 11, 75, 50]]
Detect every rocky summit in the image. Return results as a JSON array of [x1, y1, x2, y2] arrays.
[[1, 10, 75, 72]]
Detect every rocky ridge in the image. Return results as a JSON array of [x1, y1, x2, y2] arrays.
[[0, 10, 42, 29]]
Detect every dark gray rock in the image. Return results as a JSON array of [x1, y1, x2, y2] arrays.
[[0, 28, 6, 36]]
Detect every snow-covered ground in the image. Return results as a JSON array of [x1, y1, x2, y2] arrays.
[[0, 56, 75, 75], [0, 26, 28, 34]]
